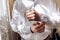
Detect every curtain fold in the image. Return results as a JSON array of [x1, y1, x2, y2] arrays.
[[0, 0, 10, 40]]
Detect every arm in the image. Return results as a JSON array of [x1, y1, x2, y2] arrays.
[[10, 1, 33, 39], [34, 4, 57, 30], [10, 8, 33, 40]]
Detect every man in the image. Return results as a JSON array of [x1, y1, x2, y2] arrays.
[[10, 0, 60, 40]]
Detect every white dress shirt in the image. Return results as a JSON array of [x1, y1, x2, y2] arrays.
[[10, 0, 60, 40]]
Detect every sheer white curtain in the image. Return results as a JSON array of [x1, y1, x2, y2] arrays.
[[0, 0, 10, 40]]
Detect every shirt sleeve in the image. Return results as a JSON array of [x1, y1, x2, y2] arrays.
[[34, 4, 60, 29], [10, 0, 33, 40]]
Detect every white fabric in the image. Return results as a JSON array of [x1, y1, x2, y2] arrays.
[[10, 0, 60, 40], [0, 31, 1, 40]]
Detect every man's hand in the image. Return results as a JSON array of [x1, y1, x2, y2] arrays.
[[25, 9, 45, 33], [25, 9, 41, 21], [31, 21, 45, 33]]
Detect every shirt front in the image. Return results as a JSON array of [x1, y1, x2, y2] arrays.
[[10, 0, 60, 40]]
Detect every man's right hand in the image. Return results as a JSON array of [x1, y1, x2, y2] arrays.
[[25, 9, 41, 21]]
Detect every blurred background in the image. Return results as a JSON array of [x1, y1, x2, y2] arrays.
[[0, 0, 60, 40]]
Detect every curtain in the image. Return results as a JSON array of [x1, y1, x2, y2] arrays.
[[0, 0, 10, 40]]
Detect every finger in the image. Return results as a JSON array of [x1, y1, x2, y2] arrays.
[[37, 26, 45, 33], [31, 25, 38, 32], [33, 21, 42, 29], [36, 24, 45, 30], [34, 24, 41, 29], [26, 11, 35, 16], [37, 25, 45, 31], [33, 22, 40, 28], [36, 21, 41, 25], [28, 17, 35, 21], [32, 21, 45, 29], [35, 22, 43, 29], [27, 14, 35, 17], [38, 29, 44, 33]]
